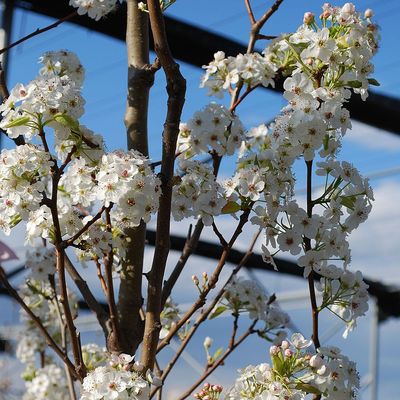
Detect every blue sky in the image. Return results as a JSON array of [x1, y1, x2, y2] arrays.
[[1, 1, 400, 399]]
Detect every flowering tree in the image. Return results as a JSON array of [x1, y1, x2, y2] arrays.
[[0, 1, 380, 399]]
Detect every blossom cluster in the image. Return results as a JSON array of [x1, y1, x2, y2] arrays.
[[16, 248, 78, 390], [0, 145, 52, 235], [226, 333, 359, 399], [317, 269, 369, 337], [194, 382, 223, 400], [0, 51, 85, 141], [0, 52, 161, 270], [69, 0, 122, 20], [177, 103, 245, 158], [211, 277, 289, 341], [172, 160, 225, 226], [22, 364, 70, 400], [81, 353, 161, 400], [200, 51, 276, 98]]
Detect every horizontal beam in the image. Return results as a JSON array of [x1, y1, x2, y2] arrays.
[[13, 0, 400, 134], [1, 230, 399, 321]]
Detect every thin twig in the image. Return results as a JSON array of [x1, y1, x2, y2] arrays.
[[244, 0, 256, 24], [104, 207, 123, 352], [64, 205, 107, 247], [305, 160, 321, 350], [95, 257, 108, 296], [247, 0, 285, 53], [211, 222, 228, 247], [157, 209, 251, 353], [177, 320, 258, 400], [64, 254, 110, 338], [50, 275, 77, 400], [0, 11, 78, 56], [0, 266, 79, 380], [151, 229, 261, 398]]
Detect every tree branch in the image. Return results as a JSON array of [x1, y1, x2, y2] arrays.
[[104, 208, 123, 352], [64, 254, 110, 339], [0, 266, 79, 380], [151, 229, 261, 399], [0, 11, 78, 56], [157, 209, 251, 353], [118, 0, 157, 355], [177, 320, 258, 400], [140, 0, 186, 371]]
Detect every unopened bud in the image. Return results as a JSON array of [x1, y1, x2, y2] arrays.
[[303, 12, 315, 25], [364, 8, 373, 18], [202, 271, 208, 280], [203, 383, 210, 390], [320, 9, 331, 19], [213, 385, 223, 392], [284, 349, 294, 357], [192, 275, 199, 285], [281, 340, 290, 350], [269, 345, 280, 355], [203, 336, 213, 348]]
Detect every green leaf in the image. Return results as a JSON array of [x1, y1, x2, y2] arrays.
[[368, 78, 380, 86], [209, 305, 228, 319], [53, 113, 79, 130], [212, 347, 224, 361], [295, 383, 321, 395], [346, 80, 362, 88], [4, 115, 30, 128], [221, 201, 241, 214], [340, 196, 355, 210]]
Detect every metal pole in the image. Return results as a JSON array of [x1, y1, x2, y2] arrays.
[[369, 297, 380, 400]]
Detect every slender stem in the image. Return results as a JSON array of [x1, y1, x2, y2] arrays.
[[55, 246, 86, 379], [64, 254, 110, 339], [95, 257, 108, 296], [244, 0, 256, 24], [0, 11, 78, 56], [140, 0, 186, 371], [50, 276, 77, 400], [0, 266, 79, 380], [104, 208, 123, 352], [63, 206, 107, 247], [177, 320, 258, 400], [229, 313, 239, 349], [247, 0, 285, 53], [157, 210, 251, 353], [305, 160, 321, 351], [150, 230, 261, 400]]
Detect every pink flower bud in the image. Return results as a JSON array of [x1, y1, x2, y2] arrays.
[[320, 9, 331, 19], [204, 383, 210, 390], [214, 385, 223, 392], [303, 11, 315, 24], [269, 345, 280, 355], [284, 349, 294, 357], [192, 275, 199, 285]]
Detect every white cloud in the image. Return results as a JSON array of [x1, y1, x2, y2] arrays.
[[344, 120, 400, 152], [348, 179, 400, 284]]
